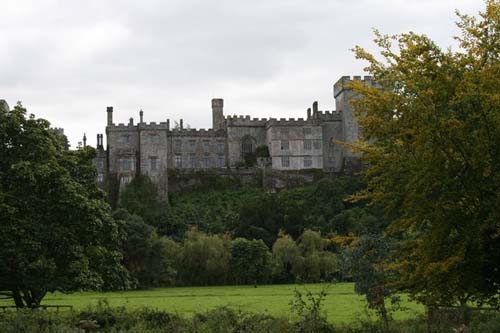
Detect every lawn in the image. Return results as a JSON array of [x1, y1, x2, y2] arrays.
[[2, 283, 424, 323]]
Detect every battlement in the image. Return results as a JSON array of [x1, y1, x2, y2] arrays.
[[315, 110, 342, 121], [267, 117, 313, 127], [107, 123, 137, 132], [225, 115, 268, 127], [138, 122, 169, 130], [333, 75, 376, 98], [169, 128, 225, 137]]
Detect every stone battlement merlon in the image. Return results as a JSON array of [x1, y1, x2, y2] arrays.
[[169, 128, 225, 137], [225, 115, 268, 127], [316, 110, 342, 121], [266, 118, 313, 127], [333, 75, 375, 98]]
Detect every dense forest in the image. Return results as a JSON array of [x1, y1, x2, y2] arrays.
[[115, 174, 381, 288]]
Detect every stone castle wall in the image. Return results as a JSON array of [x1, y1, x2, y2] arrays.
[[93, 75, 371, 196]]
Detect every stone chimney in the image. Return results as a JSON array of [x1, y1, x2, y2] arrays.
[[106, 106, 113, 126]]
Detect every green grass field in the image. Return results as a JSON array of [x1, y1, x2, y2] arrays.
[[2, 283, 424, 323]]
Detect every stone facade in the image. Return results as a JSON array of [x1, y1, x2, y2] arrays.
[[93, 76, 375, 196], [0, 100, 9, 113]]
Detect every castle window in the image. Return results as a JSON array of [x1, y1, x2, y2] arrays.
[[95, 159, 104, 170], [217, 141, 225, 153], [313, 141, 321, 150], [281, 156, 290, 168], [217, 154, 225, 168], [304, 156, 312, 168], [202, 154, 210, 168], [174, 140, 182, 152], [150, 157, 158, 171], [189, 154, 197, 168], [303, 128, 312, 136], [304, 140, 312, 151], [97, 173, 104, 182], [281, 140, 289, 151], [119, 158, 134, 172], [119, 134, 131, 144], [202, 140, 210, 151], [188, 139, 197, 151], [148, 134, 160, 144], [174, 155, 182, 168], [241, 136, 254, 154], [121, 176, 132, 184]]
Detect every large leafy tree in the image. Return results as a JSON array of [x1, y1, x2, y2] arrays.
[[350, 1, 500, 306], [0, 103, 130, 308]]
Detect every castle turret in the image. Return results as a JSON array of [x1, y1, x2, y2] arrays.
[[83, 133, 87, 147], [212, 98, 224, 130], [139, 109, 144, 123], [312, 101, 318, 119], [0, 100, 9, 113], [96, 134, 104, 150], [107, 106, 113, 126], [334, 75, 375, 162]]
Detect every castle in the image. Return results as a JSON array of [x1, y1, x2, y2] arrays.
[[90, 75, 374, 195]]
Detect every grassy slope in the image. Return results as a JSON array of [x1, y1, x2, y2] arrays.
[[2, 283, 424, 323]]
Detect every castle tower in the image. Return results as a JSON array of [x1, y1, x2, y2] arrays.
[[212, 98, 224, 130], [333, 76, 367, 157], [107, 106, 113, 126], [0, 99, 9, 113]]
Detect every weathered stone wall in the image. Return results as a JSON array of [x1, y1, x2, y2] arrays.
[[267, 121, 323, 170], [167, 168, 332, 193], [226, 121, 267, 166], [96, 75, 367, 198], [138, 125, 169, 200], [334, 75, 374, 158], [168, 129, 227, 169]]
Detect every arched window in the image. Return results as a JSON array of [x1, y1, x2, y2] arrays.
[[241, 135, 255, 154]]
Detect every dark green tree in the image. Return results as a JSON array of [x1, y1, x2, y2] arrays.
[[229, 238, 272, 286], [0, 103, 130, 308]]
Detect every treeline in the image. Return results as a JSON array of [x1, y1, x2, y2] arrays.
[[119, 218, 338, 287], [114, 176, 373, 288]]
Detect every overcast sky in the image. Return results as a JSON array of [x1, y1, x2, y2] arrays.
[[0, 0, 483, 147]]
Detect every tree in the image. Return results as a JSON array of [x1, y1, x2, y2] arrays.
[[0, 103, 130, 308], [272, 232, 301, 283], [348, 234, 399, 332], [229, 238, 272, 286], [120, 175, 164, 225], [349, 1, 500, 307], [180, 229, 230, 285]]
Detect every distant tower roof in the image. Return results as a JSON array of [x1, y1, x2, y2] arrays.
[[0, 100, 9, 112]]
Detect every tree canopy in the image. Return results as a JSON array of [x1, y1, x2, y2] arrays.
[[0, 103, 130, 308], [350, 0, 500, 307]]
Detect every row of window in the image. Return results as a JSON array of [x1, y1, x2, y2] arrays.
[[174, 139, 225, 153], [174, 154, 225, 169], [280, 140, 322, 151], [281, 156, 313, 168], [279, 128, 314, 137]]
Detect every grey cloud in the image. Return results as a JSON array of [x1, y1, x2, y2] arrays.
[[0, 0, 483, 146]]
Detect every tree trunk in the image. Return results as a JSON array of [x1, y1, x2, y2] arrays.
[[12, 290, 24, 308]]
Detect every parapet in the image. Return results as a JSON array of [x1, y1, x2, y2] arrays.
[[333, 75, 376, 98], [169, 128, 226, 137], [315, 110, 342, 121], [106, 123, 137, 132], [225, 115, 268, 127], [138, 122, 169, 130], [267, 117, 313, 127]]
